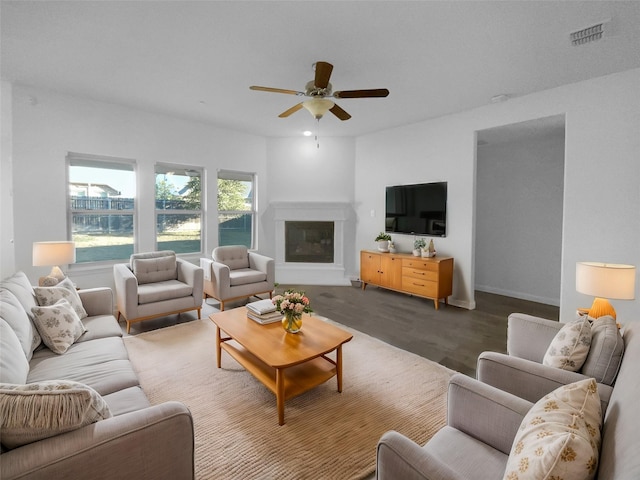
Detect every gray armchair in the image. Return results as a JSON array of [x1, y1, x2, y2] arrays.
[[477, 313, 615, 411], [114, 251, 203, 333], [376, 374, 532, 480], [200, 245, 274, 311]]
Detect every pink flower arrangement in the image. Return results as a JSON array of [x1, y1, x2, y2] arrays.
[[272, 290, 312, 315]]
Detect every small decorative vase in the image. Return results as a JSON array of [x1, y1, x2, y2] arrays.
[[377, 240, 390, 252], [282, 313, 303, 334], [412, 249, 421, 257]]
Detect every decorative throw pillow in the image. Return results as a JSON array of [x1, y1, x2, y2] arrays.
[[34, 277, 87, 320], [31, 299, 87, 354], [0, 380, 112, 449], [581, 315, 624, 385], [503, 378, 602, 480], [543, 316, 591, 371]]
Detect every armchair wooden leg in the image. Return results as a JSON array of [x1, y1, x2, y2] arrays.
[[220, 301, 225, 311], [197, 308, 201, 319]]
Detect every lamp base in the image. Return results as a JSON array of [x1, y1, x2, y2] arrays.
[[588, 297, 616, 319]]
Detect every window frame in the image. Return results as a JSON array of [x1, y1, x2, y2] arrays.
[[217, 169, 257, 249], [154, 163, 204, 255], [67, 152, 137, 265]]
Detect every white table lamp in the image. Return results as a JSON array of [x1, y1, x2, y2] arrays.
[[576, 261, 636, 319], [33, 241, 76, 285]]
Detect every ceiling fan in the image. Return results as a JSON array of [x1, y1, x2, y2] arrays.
[[250, 61, 389, 121]]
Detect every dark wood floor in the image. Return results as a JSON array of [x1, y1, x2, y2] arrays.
[[123, 285, 559, 377]]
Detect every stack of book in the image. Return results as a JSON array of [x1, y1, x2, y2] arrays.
[[246, 299, 282, 325]]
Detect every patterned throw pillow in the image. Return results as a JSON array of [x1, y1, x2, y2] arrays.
[[543, 316, 591, 371], [31, 299, 87, 354], [0, 380, 112, 449], [503, 378, 602, 480], [34, 277, 88, 320]]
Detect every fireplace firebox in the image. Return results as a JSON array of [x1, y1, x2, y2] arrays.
[[285, 221, 334, 263]]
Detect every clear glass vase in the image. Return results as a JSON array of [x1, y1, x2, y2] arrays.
[[282, 313, 303, 334]]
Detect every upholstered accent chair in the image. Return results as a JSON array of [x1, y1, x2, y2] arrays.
[[200, 245, 274, 311], [114, 251, 204, 333]]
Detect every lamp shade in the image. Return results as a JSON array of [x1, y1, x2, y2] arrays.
[[302, 98, 335, 119], [33, 241, 76, 267], [576, 262, 636, 300]]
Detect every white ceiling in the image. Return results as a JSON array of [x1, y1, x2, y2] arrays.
[[2, 1, 640, 138]]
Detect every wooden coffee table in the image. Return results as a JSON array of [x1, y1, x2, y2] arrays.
[[209, 308, 353, 425]]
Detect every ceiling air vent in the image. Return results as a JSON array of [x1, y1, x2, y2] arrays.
[[570, 19, 610, 46]]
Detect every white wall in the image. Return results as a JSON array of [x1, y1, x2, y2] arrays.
[[8, 85, 267, 290], [1, 81, 15, 278], [476, 132, 565, 306], [355, 68, 640, 320]]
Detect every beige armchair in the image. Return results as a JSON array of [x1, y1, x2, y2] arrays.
[[200, 245, 274, 311], [114, 251, 204, 333]]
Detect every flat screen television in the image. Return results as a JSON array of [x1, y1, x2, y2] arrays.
[[385, 181, 447, 237]]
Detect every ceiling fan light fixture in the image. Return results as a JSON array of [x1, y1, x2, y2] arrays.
[[302, 98, 335, 119]]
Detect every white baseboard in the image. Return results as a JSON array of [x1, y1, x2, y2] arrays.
[[475, 285, 560, 307]]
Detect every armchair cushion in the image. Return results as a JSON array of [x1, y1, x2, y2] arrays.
[[131, 251, 177, 284], [542, 316, 591, 371], [137, 280, 193, 304], [213, 245, 250, 270], [229, 268, 267, 286], [581, 315, 624, 385], [503, 378, 601, 480], [0, 380, 112, 449]]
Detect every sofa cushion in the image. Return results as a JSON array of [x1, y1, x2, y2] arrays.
[[503, 378, 601, 480], [75, 314, 123, 342], [34, 277, 88, 320], [0, 289, 40, 360], [28, 337, 139, 396], [31, 299, 87, 354], [0, 319, 29, 385], [1, 271, 41, 348], [543, 316, 591, 371], [213, 245, 250, 270], [0, 380, 112, 449], [229, 268, 267, 286], [581, 316, 624, 386], [131, 251, 177, 284], [137, 279, 192, 304], [102, 386, 150, 416]]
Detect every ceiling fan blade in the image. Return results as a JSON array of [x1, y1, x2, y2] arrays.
[[333, 88, 389, 99], [314, 61, 333, 89], [278, 103, 304, 118], [250, 86, 303, 96], [330, 104, 351, 121]]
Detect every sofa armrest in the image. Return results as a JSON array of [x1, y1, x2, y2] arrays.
[[447, 373, 531, 455], [248, 252, 275, 286], [201, 259, 231, 299], [377, 430, 461, 480], [507, 313, 563, 362], [113, 263, 139, 319], [477, 351, 613, 412], [1, 402, 194, 480], [177, 259, 204, 301], [77, 287, 113, 316]]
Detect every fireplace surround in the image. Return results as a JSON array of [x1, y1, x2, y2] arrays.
[[271, 202, 354, 285]]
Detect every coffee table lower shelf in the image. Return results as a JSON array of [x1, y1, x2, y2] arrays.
[[221, 341, 338, 424]]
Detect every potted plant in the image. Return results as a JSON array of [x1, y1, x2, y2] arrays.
[[413, 238, 426, 256], [375, 232, 391, 252]]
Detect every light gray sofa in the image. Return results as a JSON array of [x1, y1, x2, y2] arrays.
[[376, 315, 640, 479], [114, 250, 204, 333], [1, 271, 194, 480], [200, 245, 274, 311]]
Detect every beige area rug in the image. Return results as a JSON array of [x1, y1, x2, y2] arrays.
[[124, 317, 454, 480]]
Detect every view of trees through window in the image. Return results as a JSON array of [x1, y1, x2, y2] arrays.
[[218, 171, 255, 248], [155, 166, 202, 254]]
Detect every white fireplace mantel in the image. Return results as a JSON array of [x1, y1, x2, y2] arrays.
[[270, 202, 354, 286]]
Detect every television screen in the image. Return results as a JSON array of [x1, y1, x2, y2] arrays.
[[385, 182, 447, 236]]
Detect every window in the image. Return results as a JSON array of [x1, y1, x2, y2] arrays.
[[68, 153, 136, 263], [217, 170, 255, 248], [155, 164, 203, 254]]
